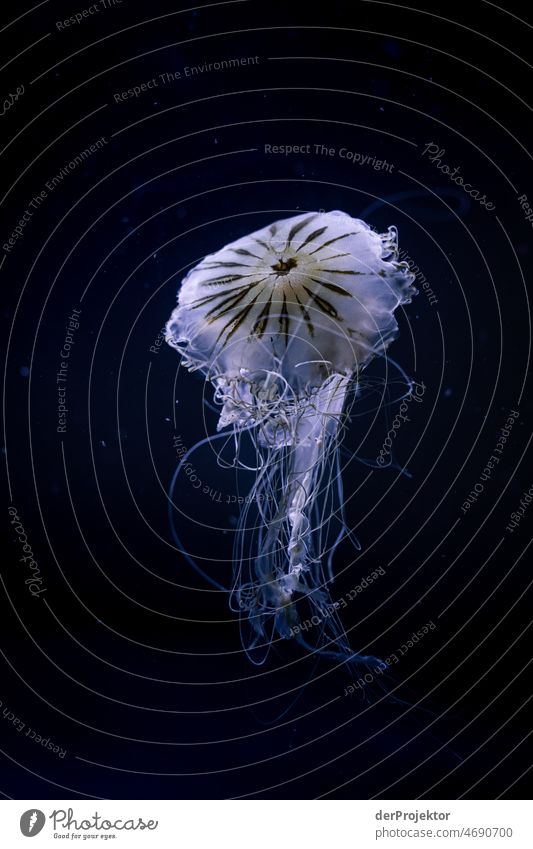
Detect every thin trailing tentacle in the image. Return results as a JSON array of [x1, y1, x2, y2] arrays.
[[165, 210, 417, 671], [168, 431, 232, 592], [225, 370, 378, 665]]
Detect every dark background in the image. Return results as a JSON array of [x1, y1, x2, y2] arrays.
[[1, 0, 532, 799]]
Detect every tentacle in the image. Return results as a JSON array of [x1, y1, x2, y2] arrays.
[[229, 372, 377, 665], [168, 431, 232, 592]]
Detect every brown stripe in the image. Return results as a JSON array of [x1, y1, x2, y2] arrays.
[[231, 248, 262, 259], [319, 268, 363, 274], [205, 278, 266, 322], [302, 285, 339, 319], [200, 273, 253, 287], [295, 225, 328, 252], [290, 286, 315, 337], [191, 280, 259, 309], [307, 231, 360, 255], [279, 291, 290, 345], [205, 288, 254, 323], [315, 252, 349, 261], [252, 294, 273, 338], [286, 214, 318, 247], [309, 277, 353, 297], [215, 301, 257, 346], [202, 261, 256, 269]]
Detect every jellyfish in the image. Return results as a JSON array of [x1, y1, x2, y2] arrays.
[[166, 210, 416, 667]]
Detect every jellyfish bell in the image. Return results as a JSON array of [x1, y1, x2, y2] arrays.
[[166, 210, 416, 665], [167, 211, 413, 414]]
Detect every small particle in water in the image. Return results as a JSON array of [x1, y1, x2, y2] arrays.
[[100, 440, 107, 448], [444, 387, 453, 398], [19, 366, 30, 377]]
